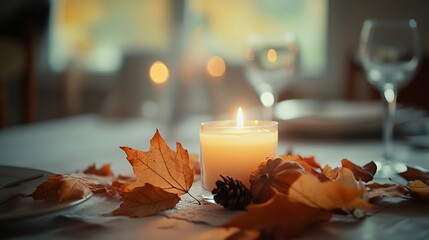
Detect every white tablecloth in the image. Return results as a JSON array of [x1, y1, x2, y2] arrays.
[[0, 114, 428, 239]]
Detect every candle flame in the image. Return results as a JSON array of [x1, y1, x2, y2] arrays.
[[237, 107, 244, 128]]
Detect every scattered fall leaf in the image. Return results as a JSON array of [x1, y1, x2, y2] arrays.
[[366, 183, 409, 201], [408, 180, 429, 201], [30, 174, 63, 201], [83, 163, 114, 176], [31, 174, 95, 203], [120, 129, 194, 197], [288, 169, 372, 210], [112, 183, 180, 217], [249, 157, 306, 203], [280, 154, 321, 172], [398, 166, 429, 185], [322, 165, 339, 181], [341, 159, 376, 183], [223, 193, 331, 239], [103, 178, 134, 197]]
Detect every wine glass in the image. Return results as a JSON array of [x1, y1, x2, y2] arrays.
[[245, 33, 298, 120], [359, 19, 421, 177]]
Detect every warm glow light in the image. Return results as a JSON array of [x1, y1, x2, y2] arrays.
[[150, 61, 169, 84], [267, 48, 277, 63], [237, 107, 244, 128], [207, 56, 226, 77]]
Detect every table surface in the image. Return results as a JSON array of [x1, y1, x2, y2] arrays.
[[0, 114, 428, 240]]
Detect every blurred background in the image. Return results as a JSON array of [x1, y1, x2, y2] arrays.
[[0, 0, 428, 128]]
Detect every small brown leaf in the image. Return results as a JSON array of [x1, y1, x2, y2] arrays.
[[321, 165, 339, 180], [366, 183, 409, 201], [341, 159, 376, 183], [223, 193, 331, 239], [59, 175, 94, 202], [83, 163, 114, 176], [31, 174, 63, 201], [280, 155, 321, 172], [112, 183, 180, 217], [408, 180, 429, 201], [398, 166, 429, 185], [120, 129, 194, 196], [31, 174, 94, 203]]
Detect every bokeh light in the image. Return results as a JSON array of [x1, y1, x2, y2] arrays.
[[267, 48, 277, 63], [149, 61, 169, 84], [207, 56, 226, 78]]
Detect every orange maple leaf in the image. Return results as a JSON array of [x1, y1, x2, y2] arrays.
[[120, 129, 195, 198], [223, 193, 331, 238], [112, 183, 180, 217], [288, 169, 372, 210], [31, 174, 94, 203]]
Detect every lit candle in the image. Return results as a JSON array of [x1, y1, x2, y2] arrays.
[[200, 108, 278, 201]]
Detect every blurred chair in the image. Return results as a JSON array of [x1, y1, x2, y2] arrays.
[[345, 52, 429, 112], [0, 0, 50, 127], [0, 37, 25, 127]]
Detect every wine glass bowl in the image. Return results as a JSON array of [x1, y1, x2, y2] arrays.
[[359, 19, 421, 177], [245, 33, 298, 119], [360, 19, 421, 90]]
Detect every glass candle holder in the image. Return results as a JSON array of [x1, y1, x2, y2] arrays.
[[199, 120, 278, 202]]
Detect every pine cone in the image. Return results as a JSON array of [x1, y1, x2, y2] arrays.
[[211, 175, 251, 210]]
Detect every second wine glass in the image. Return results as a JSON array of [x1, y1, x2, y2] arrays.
[[359, 19, 421, 177], [245, 33, 298, 120]]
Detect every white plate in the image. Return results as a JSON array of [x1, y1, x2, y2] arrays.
[[274, 100, 383, 135], [0, 166, 92, 221]]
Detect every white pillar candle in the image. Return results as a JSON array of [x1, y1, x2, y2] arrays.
[[200, 108, 278, 200]]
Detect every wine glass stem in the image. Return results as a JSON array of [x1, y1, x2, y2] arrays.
[[381, 83, 397, 162]]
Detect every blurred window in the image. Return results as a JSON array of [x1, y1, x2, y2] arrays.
[[49, 0, 327, 75]]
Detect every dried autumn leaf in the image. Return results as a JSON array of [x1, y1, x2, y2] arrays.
[[112, 183, 180, 217], [366, 183, 409, 201], [120, 129, 194, 196], [398, 166, 429, 185], [103, 178, 134, 197], [31, 174, 94, 203], [288, 169, 372, 210], [249, 157, 306, 203], [223, 193, 331, 239], [83, 163, 114, 176], [341, 159, 376, 183], [322, 165, 339, 180], [30, 174, 63, 200], [280, 154, 321, 172], [408, 180, 429, 201]]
